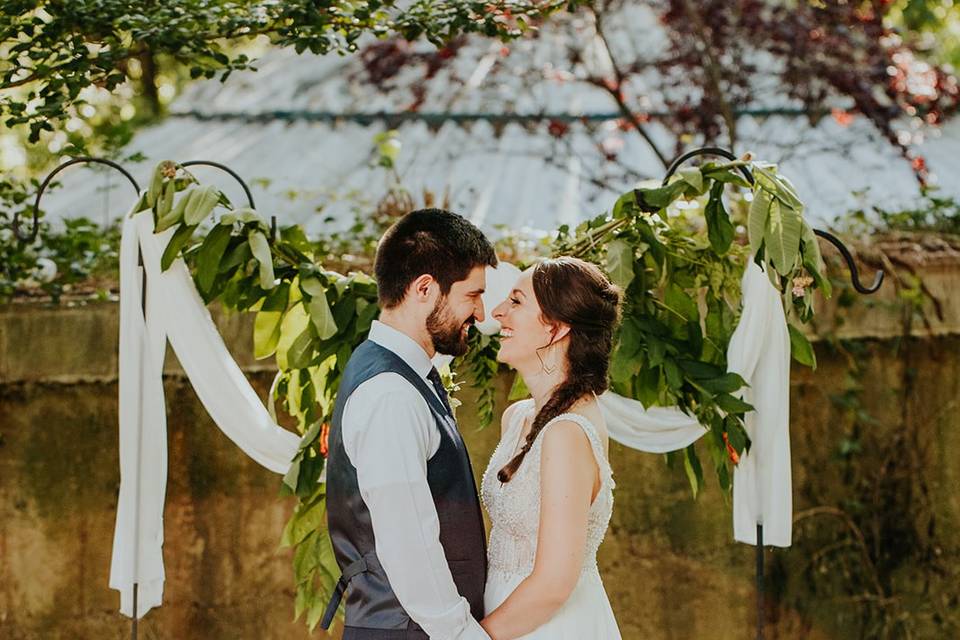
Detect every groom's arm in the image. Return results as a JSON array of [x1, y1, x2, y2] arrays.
[[343, 373, 490, 640]]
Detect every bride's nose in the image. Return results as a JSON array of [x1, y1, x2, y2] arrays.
[[492, 300, 507, 319]]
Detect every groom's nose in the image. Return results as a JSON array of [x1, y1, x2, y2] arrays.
[[474, 300, 485, 323]]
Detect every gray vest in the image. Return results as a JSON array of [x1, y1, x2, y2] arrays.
[[321, 340, 487, 639]]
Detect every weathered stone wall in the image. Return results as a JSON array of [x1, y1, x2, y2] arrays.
[[1, 259, 958, 639]]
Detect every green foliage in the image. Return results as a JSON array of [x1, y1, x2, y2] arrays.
[[842, 192, 960, 236], [0, 177, 121, 303], [0, 1, 573, 142], [454, 329, 502, 430], [555, 158, 829, 496]]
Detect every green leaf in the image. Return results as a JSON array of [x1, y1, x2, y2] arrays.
[[647, 334, 666, 367], [249, 230, 276, 290], [183, 184, 220, 226], [788, 323, 817, 369], [220, 206, 262, 226], [715, 393, 754, 414], [725, 417, 749, 453], [677, 359, 725, 380], [307, 292, 339, 340], [281, 495, 327, 548], [196, 225, 233, 294], [356, 298, 379, 336], [683, 445, 703, 499], [160, 223, 196, 271], [704, 182, 734, 255], [635, 181, 685, 212], [300, 276, 326, 299], [286, 327, 316, 370], [155, 179, 175, 220], [507, 373, 530, 401], [261, 281, 291, 312], [677, 167, 704, 193], [616, 318, 643, 358], [605, 239, 635, 290], [801, 223, 832, 298], [748, 191, 772, 256], [298, 420, 323, 451], [664, 283, 698, 322], [611, 190, 636, 219], [219, 240, 251, 273], [146, 162, 164, 207], [277, 302, 311, 369], [764, 198, 803, 274], [610, 349, 639, 384], [755, 165, 803, 210], [155, 186, 189, 233], [663, 359, 683, 390], [699, 372, 748, 395], [254, 310, 283, 360], [635, 365, 661, 408]]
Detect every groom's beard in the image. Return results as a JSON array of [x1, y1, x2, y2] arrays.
[[427, 295, 472, 357]]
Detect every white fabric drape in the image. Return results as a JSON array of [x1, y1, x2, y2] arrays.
[[111, 210, 300, 618], [112, 206, 792, 619]]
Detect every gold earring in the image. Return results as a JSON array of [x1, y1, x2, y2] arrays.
[[541, 343, 558, 375]]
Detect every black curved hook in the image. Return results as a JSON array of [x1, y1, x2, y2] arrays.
[[661, 146, 884, 295], [812, 229, 884, 294], [14, 157, 141, 244], [180, 159, 276, 241], [663, 146, 754, 187]]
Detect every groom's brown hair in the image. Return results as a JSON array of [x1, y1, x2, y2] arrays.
[[374, 208, 497, 309]]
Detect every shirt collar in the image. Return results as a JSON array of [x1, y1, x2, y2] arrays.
[[368, 320, 435, 379]]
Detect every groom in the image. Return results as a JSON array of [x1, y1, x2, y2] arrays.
[[320, 209, 497, 639]]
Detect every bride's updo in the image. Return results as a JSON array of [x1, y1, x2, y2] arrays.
[[498, 256, 622, 483]]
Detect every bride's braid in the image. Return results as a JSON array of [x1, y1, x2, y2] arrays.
[[498, 257, 622, 483]]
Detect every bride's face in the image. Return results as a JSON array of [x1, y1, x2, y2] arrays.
[[491, 269, 556, 368]]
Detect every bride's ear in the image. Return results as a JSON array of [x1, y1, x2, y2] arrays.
[[549, 323, 571, 344]]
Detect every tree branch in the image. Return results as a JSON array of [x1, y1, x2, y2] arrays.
[[677, 0, 737, 148], [588, 7, 671, 169]]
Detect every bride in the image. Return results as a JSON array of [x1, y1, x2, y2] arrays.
[[480, 256, 622, 639]]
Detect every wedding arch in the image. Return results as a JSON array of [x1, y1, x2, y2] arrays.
[[13, 147, 884, 639]]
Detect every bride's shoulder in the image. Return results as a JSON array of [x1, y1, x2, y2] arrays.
[[499, 398, 533, 436]]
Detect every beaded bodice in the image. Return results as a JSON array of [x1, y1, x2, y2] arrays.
[[481, 399, 615, 577]]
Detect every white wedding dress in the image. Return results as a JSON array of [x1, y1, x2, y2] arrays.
[[481, 399, 622, 638]]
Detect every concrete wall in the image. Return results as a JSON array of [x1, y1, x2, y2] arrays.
[[1, 260, 958, 639]]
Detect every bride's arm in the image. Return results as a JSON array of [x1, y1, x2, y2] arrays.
[[481, 420, 597, 640]]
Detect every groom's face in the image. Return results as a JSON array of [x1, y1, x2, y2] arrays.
[[426, 266, 487, 357]]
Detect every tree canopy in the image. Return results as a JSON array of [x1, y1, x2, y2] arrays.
[[0, 1, 571, 143]]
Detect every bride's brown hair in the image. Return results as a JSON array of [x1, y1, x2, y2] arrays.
[[497, 256, 622, 483]]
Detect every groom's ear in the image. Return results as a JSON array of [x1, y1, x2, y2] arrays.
[[410, 273, 438, 303]]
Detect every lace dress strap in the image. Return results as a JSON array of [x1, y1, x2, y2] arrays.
[[537, 412, 615, 490]]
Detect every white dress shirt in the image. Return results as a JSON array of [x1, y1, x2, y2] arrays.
[[341, 320, 490, 640]]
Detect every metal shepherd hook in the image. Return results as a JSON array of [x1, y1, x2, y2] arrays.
[[14, 156, 270, 640], [662, 146, 884, 640]]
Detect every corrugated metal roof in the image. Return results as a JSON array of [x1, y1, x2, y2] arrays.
[[40, 8, 960, 234]]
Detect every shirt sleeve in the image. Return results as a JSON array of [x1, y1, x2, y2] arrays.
[[342, 373, 490, 640]]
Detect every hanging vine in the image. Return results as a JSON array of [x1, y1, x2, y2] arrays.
[[129, 152, 827, 629]]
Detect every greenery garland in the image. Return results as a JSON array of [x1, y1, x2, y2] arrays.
[[129, 153, 827, 630]]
